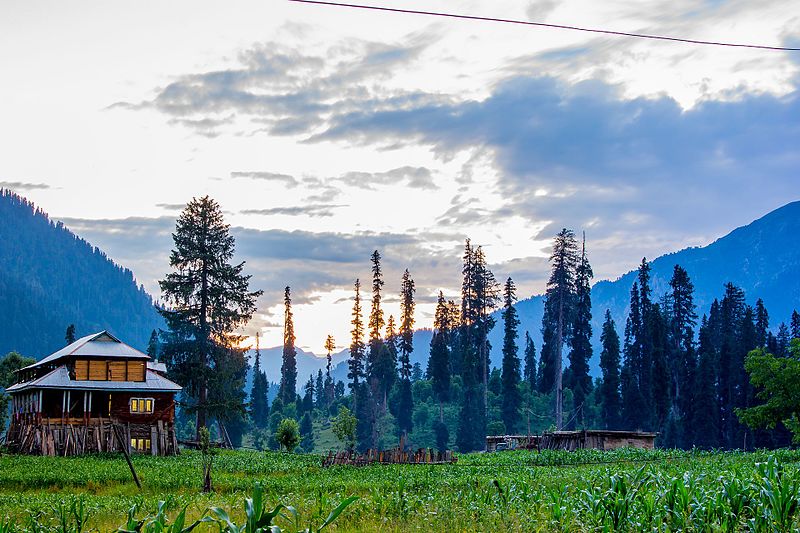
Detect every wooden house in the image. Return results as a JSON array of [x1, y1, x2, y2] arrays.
[[5, 331, 181, 456]]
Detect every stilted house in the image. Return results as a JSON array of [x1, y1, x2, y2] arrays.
[[5, 331, 181, 456]]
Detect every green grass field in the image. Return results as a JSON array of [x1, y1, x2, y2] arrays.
[[1, 448, 799, 531]]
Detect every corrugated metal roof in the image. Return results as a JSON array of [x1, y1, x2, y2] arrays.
[[147, 361, 168, 374], [7, 365, 181, 393], [22, 331, 149, 371]]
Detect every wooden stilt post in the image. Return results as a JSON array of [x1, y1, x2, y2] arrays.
[[112, 424, 141, 489]]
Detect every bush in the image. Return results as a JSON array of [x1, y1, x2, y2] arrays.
[[275, 418, 300, 452]]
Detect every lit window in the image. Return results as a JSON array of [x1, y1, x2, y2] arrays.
[[130, 438, 152, 452], [129, 397, 154, 414]]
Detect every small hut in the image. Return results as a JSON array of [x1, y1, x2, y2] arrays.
[[5, 331, 181, 456], [487, 430, 658, 452]]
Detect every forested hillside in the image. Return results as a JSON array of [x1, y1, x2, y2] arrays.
[[0, 190, 162, 357], [489, 201, 800, 371]]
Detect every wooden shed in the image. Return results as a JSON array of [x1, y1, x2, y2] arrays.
[[487, 430, 657, 452], [5, 331, 181, 456]]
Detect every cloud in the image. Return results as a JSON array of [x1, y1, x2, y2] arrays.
[[240, 204, 345, 217], [0, 181, 51, 191], [526, 0, 558, 21], [338, 166, 437, 190], [155, 203, 187, 211], [231, 171, 300, 187], [292, 73, 797, 281], [113, 34, 437, 138]]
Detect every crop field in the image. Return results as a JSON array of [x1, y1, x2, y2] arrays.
[[0, 448, 799, 531]]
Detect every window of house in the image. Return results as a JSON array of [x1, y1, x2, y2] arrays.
[[129, 397, 154, 414], [130, 438, 151, 452]]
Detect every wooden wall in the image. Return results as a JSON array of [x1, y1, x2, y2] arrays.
[[74, 359, 145, 381]]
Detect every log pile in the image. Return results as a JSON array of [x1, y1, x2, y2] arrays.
[[322, 447, 456, 467], [6, 418, 179, 456]]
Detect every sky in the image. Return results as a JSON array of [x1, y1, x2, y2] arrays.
[[1, 0, 799, 353]]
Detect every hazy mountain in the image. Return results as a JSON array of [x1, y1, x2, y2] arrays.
[[0, 190, 163, 357], [244, 345, 350, 392], [487, 200, 800, 374]]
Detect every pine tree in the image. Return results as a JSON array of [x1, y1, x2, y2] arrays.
[[348, 280, 366, 393], [668, 265, 697, 447], [649, 304, 670, 433], [522, 332, 536, 390], [349, 279, 372, 451], [456, 240, 489, 451], [755, 299, 770, 347], [635, 258, 655, 431], [303, 375, 315, 413], [456, 335, 482, 452], [621, 283, 645, 429], [65, 324, 76, 345], [500, 277, 522, 434], [599, 310, 622, 430], [473, 246, 500, 415], [376, 316, 398, 409], [146, 329, 160, 358], [692, 315, 719, 448], [367, 250, 385, 387], [315, 369, 324, 409], [718, 283, 746, 448], [299, 412, 314, 452], [396, 269, 415, 440], [776, 323, 790, 356], [567, 237, 593, 428], [250, 332, 270, 428], [159, 196, 261, 439], [324, 335, 335, 407], [280, 286, 298, 405], [428, 292, 451, 422], [541, 229, 579, 429], [791, 310, 800, 340]]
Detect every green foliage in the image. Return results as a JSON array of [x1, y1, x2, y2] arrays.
[[276, 419, 300, 452], [0, 449, 800, 531], [159, 196, 262, 438], [738, 340, 800, 443], [331, 406, 356, 451], [0, 352, 35, 388]]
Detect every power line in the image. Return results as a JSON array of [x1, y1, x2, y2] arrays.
[[287, 0, 800, 52]]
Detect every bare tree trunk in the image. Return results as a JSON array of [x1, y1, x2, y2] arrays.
[[555, 293, 564, 430]]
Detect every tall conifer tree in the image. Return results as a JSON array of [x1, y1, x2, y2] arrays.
[[367, 250, 385, 383], [692, 314, 719, 448], [599, 310, 622, 430], [280, 286, 298, 405], [428, 292, 451, 422], [567, 237, 593, 427], [668, 265, 697, 445], [791, 310, 800, 340], [621, 283, 645, 429], [457, 241, 482, 451], [159, 196, 261, 439], [396, 269, 415, 440], [250, 332, 270, 428], [755, 299, 770, 347], [541, 229, 578, 429], [522, 332, 536, 390], [324, 335, 335, 407], [500, 277, 522, 434], [348, 280, 366, 393]]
